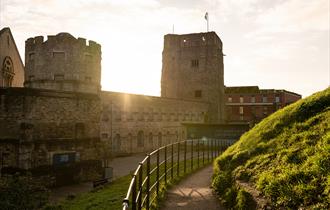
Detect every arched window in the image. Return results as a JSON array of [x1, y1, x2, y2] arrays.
[[166, 131, 170, 145], [158, 132, 162, 147], [137, 130, 144, 147], [114, 134, 121, 151], [75, 123, 85, 139], [148, 132, 153, 148], [128, 133, 133, 152], [175, 131, 179, 142], [1, 56, 14, 87]]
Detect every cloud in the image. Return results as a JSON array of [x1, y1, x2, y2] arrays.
[[0, 0, 328, 97]]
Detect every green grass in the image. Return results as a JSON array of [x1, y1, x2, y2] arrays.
[[213, 87, 330, 209], [45, 174, 132, 210], [46, 155, 216, 210]]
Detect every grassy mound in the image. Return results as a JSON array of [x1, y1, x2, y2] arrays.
[[213, 88, 330, 209]]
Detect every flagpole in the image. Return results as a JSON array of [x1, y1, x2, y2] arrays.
[[205, 12, 209, 32]]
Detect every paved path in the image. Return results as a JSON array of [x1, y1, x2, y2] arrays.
[[160, 165, 225, 210]]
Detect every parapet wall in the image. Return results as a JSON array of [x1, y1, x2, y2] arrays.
[[24, 33, 101, 94]]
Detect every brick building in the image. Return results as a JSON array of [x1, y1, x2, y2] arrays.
[[225, 86, 302, 124]]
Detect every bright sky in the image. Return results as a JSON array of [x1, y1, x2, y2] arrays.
[[0, 0, 329, 97]]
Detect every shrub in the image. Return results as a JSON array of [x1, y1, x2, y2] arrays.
[[0, 175, 49, 209], [235, 189, 256, 210]]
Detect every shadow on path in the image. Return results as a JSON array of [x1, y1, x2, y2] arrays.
[[160, 165, 225, 210]]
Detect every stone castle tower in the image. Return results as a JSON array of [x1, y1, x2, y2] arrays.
[[24, 33, 101, 94], [161, 32, 225, 122]]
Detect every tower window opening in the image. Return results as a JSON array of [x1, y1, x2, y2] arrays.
[[85, 76, 91, 82], [54, 74, 64, 80], [53, 51, 65, 60], [195, 90, 202, 98], [29, 53, 35, 61], [191, 59, 199, 68]]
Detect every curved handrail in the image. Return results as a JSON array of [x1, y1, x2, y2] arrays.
[[122, 138, 234, 210]]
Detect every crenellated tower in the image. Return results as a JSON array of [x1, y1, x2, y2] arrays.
[[24, 33, 101, 94], [161, 32, 225, 123]]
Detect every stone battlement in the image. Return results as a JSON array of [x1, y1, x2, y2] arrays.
[[163, 31, 222, 50], [25, 33, 101, 52]]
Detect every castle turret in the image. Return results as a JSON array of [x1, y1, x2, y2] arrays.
[[24, 33, 101, 94], [161, 32, 225, 122]]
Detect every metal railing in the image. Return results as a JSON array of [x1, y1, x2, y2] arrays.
[[122, 138, 234, 210]]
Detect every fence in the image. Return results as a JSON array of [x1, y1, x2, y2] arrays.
[[122, 138, 234, 210]]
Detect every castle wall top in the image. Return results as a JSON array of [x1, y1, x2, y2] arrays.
[[163, 31, 222, 50], [25, 32, 101, 52]]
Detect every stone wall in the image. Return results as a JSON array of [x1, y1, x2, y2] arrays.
[[0, 87, 101, 169], [100, 91, 209, 154]]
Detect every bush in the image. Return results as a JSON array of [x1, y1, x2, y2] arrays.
[[0, 175, 49, 209], [235, 189, 256, 210]]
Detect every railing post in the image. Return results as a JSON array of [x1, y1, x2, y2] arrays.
[[211, 139, 213, 160], [191, 139, 193, 172], [164, 145, 167, 184], [146, 155, 150, 210], [207, 139, 210, 163], [171, 143, 174, 180], [197, 138, 200, 168], [177, 142, 180, 177], [156, 149, 159, 199], [184, 140, 187, 174], [132, 175, 137, 210], [212, 139, 215, 159], [138, 163, 143, 210], [203, 139, 205, 165]]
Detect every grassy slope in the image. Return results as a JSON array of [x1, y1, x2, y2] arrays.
[[213, 88, 330, 209]]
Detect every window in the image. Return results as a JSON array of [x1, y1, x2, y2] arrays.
[[195, 90, 202, 98], [263, 107, 268, 115], [1, 56, 14, 87], [239, 106, 244, 114], [240, 96, 244, 103], [101, 133, 108, 139], [275, 96, 280, 103], [85, 54, 93, 61], [75, 123, 85, 139], [262, 96, 268, 103], [114, 134, 121, 151], [191, 59, 199, 68], [137, 131, 144, 147], [115, 111, 121, 121], [148, 133, 153, 148], [251, 96, 255, 103], [158, 132, 162, 147], [54, 74, 64, 80], [53, 51, 65, 59], [102, 114, 109, 122], [29, 53, 35, 61], [228, 97, 232, 102], [59, 154, 69, 163], [85, 76, 91, 82]]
